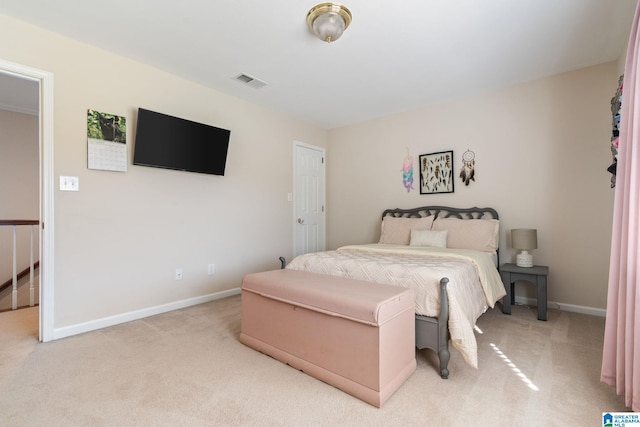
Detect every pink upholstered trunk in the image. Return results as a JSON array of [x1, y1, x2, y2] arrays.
[[240, 269, 416, 407]]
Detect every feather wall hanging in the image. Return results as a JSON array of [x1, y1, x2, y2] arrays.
[[401, 147, 414, 192], [460, 149, 475, 186]]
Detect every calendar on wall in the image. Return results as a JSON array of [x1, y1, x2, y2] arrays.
[[87, 109, 127, 172]]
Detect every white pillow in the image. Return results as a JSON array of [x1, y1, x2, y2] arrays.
[[432, 218, 499, 253], [410, 229, 448, 248], [379, 215, 435, 245]]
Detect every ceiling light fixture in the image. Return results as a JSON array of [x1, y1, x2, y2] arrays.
[[307, 2, 352, 43]]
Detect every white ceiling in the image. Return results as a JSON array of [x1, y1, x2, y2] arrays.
[[0, 0, 636, 129]]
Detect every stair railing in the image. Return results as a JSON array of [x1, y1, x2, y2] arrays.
[[0, 220, 39, 310]]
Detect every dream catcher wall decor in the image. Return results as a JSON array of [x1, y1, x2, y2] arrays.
[[460, 149, 476, 186], [419, 151, 454, 194]]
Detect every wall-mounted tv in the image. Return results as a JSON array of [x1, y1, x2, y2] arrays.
[[133, 108, 231, 176]]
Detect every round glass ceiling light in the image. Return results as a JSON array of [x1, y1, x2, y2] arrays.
[[307, 3, 352, 43]]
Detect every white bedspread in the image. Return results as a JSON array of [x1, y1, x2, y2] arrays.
[[285, 244, 506, 368]]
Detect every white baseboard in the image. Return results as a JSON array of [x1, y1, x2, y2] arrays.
[[50, 289, 605, 341], [51, 288, 241, 340], [513, 296, 606, 317]]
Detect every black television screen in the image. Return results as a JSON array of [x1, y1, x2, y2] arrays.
[[133, 108, 231, 176]]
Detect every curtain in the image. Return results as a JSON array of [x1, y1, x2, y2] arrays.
[[601, 0, 640, 411]]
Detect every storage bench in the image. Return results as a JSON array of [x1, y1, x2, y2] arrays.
[[239, 269, 416, 407]]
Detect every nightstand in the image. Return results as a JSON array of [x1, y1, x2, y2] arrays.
[[500, 263, 549, 321]]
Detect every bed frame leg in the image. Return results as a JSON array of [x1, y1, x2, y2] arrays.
[[439, 349, 450, 379], [438, 277, 450, 379], [414, 277, 451, 379], [279, 257, 286, 269]]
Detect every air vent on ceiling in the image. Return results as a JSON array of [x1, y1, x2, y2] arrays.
[[233, 73, 268, 89]]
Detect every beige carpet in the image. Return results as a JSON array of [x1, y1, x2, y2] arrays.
[[0, 296, 628, 426]]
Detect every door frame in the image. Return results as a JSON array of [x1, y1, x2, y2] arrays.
[[0, 59, 55, 342], [292, 140, 326, 257]]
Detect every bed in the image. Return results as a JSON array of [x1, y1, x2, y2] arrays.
[[280, 205, 506, 379]]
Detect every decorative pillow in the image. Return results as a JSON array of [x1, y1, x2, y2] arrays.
[[410, 229, 448, 248], [379, 215, 435, 245], [432, 218, 499, 253]]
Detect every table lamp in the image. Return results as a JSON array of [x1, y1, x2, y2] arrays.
[[511, 229, 537, 267]]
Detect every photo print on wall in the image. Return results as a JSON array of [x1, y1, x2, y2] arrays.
[[87, 109, 127, 172]]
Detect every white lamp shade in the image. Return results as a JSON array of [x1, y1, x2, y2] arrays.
[[311, 12, 346, 42], [307, 3, 352, 43]]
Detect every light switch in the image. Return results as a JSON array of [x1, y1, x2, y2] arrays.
[[59, 176, 79, 191]]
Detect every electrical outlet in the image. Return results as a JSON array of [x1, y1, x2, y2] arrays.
[[207, 264, 215, 275], [175, 268, 183, 280]]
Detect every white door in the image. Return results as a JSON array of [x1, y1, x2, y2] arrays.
[[293, 142, 326, 257]]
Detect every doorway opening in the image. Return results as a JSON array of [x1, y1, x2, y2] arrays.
[[0, 59, 54, 342]]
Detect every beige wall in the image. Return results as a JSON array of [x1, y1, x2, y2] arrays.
[[327, 62, 619, 311], [0, 14, 328, 328], [0, 12, 621, 332], [0, 109, 39, 282], [617, 39, 628, 76]]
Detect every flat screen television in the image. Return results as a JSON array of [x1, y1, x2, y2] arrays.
[[133, 108, 231, 176]]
